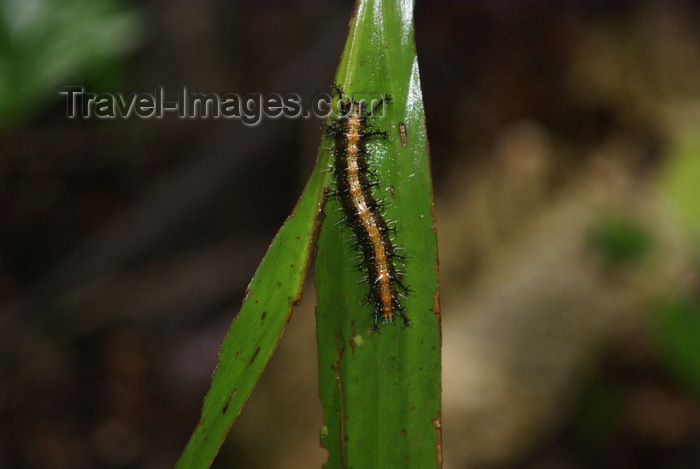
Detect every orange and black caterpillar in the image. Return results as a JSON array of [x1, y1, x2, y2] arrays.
[[325, 85, 410, 333]]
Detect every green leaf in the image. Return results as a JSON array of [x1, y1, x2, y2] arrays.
[[175, 155, 327, 467], [176, 1, 439, 467], [315, 1, 441, 468]]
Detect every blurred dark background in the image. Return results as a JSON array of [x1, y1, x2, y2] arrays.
[[1, 1, 700, 468]]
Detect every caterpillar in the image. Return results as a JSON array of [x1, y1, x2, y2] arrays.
[[325, 85, 410, 333]]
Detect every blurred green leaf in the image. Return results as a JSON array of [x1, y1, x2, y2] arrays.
[[660, 131, 700, 237], [658, 298, 700, 397], [0, 0, 143, 129], [588, 215, 653, 267]]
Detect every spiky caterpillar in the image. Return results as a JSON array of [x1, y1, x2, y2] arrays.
[[325, 85, 410, 333]]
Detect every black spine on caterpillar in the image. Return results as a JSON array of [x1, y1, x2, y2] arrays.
[[325, 85, 410, 333]]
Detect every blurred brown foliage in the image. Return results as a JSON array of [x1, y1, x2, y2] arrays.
[[1, 1, 699, 469]]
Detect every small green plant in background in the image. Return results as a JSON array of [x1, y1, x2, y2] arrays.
[[588, 215, 653, 267], [175, 0, 441, 468]]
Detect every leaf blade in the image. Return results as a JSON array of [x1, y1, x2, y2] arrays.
[[175, 151, 329, 468], [316, 1, 441, 467]]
